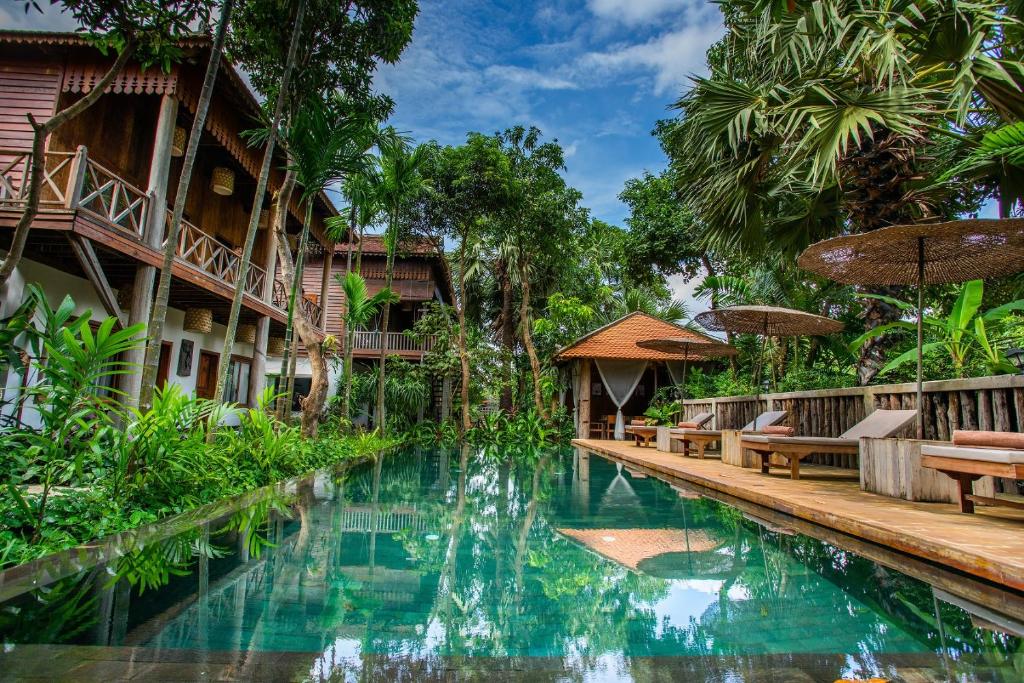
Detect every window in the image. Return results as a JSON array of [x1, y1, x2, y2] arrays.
[[224, 356, 252, 405]]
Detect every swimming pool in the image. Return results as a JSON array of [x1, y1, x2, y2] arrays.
[[1, 447, 1021, 681]]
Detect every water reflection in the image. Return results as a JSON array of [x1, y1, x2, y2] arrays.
[[0, 447, 1022, 682]]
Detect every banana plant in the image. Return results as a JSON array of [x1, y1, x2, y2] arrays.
[[850, 280, 1024, 378]]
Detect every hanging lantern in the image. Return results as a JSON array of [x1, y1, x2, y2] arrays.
[[211, 166, 235, 196], [116, 285, 132, 309], [258, 209, 270, 230], [171, 126, 186, 157], [268, 336, 286, 355], [237, 323, 256, 345], [183, 307, 213, 334]]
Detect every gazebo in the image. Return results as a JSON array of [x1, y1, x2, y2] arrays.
[[554, 312, 722, 439]]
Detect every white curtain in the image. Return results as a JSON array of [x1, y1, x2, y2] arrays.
[[666, 361, 687, 386], [570, 361, 582, 428], [595, 359, 648, 440]]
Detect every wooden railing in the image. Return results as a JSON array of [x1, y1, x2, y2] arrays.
[[352, 330, 434, 354], [78, 157, 148, 235], [171, 213, 267, 300], [0, 149, 76, 206], [1, 146, 328, 324], [677, 375, 1024, 468]]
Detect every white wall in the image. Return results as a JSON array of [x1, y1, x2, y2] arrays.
[[1, 257, 254, 428]]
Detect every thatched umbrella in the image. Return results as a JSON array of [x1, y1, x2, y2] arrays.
[[798, 218, 1024, 438], [637, 337, 737, 400], [694, 306, 844, 405]]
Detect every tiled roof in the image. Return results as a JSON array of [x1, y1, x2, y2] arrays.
[[339, 234, 441, 257], [555, 312, 717, 361], [557, 528, 720, 570]]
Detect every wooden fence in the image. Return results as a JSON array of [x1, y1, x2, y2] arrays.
[[679, 375, 1024, 472]]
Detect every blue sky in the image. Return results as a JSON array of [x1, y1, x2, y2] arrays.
[[373, 0, 725, 226], [10, 0, 725, 226]]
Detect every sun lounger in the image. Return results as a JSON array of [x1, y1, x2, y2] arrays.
[[624, 421, 659, 448], [671, 410, 788, 459], [921, 431, 1024, 513], [741, 409, 917, 480]]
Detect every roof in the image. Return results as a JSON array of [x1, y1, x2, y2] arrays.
[[555, 312, 718, 362], [556, 528, 720, 570], [346, 234, 442, 257]]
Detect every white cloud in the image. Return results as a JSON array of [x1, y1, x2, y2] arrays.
[[563, 141, 579, 157], [586, 0, 696, 26], [578, 20, 723, 96], [484, 65, 578, 91]]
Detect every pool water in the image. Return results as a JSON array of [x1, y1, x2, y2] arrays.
[[1, 447, 1022, 682]]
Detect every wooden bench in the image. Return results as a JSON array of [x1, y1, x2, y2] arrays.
[[921, 444, 1024, 513]]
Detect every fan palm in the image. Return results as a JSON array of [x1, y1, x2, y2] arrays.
[[667, 0, 1024, 383]]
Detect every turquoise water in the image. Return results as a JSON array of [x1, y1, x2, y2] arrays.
[[1, 447, 1022, 681]]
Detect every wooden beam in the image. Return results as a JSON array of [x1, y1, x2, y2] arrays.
[[66, 234, 128, 328]]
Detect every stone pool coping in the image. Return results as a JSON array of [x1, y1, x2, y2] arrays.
[[573, 438, 1024, 612]]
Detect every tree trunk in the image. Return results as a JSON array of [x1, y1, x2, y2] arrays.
[[139, 4, 232, 410], [0, 42, 136, 287], [272, 194, 328, 438], [375, 224, 397, 428], [519, 261, 545, 417], [278, 193, 311, 421], [343, 221, 365, 423], [456, 241, 472, 432], [212, 0, 306, 410], [498, 259, 514, 411]]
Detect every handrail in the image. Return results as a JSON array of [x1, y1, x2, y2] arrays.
[[351, 330, 434, 353], [171, 211, 267, 300], [0, 149, 76, 206], [78, 157, 148, 236]]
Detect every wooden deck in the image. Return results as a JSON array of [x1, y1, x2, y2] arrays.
[[573, 438, 1024, 594]]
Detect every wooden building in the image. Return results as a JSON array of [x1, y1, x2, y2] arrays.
[[279, 234, 454, 410], [554, 312, 720, 439], [0, 31, 339, 421]]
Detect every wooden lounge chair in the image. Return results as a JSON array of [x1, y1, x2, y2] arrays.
[[741, 409, 917, 480], [624, 421, 659, 447], [671, 410, 788, 459], [921, 433, 1024, 513]]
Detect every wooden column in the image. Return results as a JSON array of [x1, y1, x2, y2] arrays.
[[124, 94, 178, 406], [249, 227, 279, 406], [578, 358, 591, 438], [319, 244, 334, 329]]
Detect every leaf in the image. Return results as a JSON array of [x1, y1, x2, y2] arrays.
[[879, 341, 945, 375]]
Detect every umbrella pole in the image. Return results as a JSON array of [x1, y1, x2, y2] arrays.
[[917, 236, 925, 439]]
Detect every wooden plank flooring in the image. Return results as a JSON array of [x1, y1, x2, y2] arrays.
[[573, 438, 1024, 592]]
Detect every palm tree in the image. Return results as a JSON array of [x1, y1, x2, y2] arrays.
[[371, 131, 429, 428], [603, 288, 689, 326], [270, 95, 377, 435], [666, 0, 1023, 383], [212, 0, 307, 410], [337, 271, 397, 423], [140, 0, 234, 411]]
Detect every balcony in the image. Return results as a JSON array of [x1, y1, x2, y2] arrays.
[[0, 147, 323, 328], [351, 330, 435, 357]]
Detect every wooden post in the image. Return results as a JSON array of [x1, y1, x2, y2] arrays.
[[248, 226, 280, 406], [578, 358, 591, 438], [319, 244, 334, 329], [123, 95, 178, 406], [64, 145, 88, 209]]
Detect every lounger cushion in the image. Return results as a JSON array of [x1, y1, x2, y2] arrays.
[[671, 429, 722, 440], [677, 421, 700, 429], [742, 435, 857, 449], [951, 430, 1024, 450], [762, 425, 795, 436], [921, 444, 1024, 465]]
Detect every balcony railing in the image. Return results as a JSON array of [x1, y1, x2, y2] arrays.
[[352, 330, 434, 354], [1, 146, 325, 326]]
